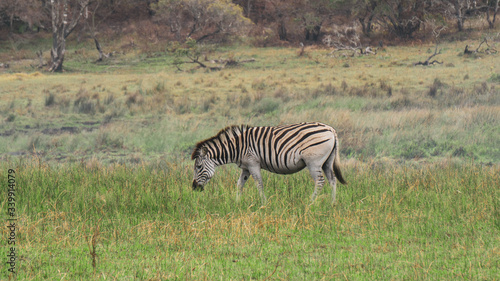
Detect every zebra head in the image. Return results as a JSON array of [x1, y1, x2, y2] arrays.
[[192, 147, 215, 191]]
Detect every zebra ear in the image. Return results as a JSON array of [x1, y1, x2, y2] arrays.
[[200, 147, 208, 157]]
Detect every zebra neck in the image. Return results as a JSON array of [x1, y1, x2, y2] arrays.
[[213, 158, 231, 166], [209, 137, 241, 166], [201, 125, 248, 167], [211, 146, 238, 166]]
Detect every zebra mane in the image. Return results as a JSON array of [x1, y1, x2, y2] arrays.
[[191, 125, 250, 160]]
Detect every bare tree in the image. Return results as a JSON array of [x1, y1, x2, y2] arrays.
[[48, 0, 90, 72], [414, 26, 446, 66]]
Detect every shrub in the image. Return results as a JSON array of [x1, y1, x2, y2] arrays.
[[428, 78, 445, 98], [45, 92, 56, 107]]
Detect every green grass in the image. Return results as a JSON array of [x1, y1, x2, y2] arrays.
[[0, 160, 498, 279]]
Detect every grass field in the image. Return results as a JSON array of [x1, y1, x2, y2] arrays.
[[0, 32, 499, 279], [1, 160, 499, 280], [1, 36, 499, 163]]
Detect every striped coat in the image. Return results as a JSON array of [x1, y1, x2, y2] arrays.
[[192, 122, 346, 204]]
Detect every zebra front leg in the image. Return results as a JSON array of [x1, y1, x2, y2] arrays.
[[308, 167, 326, 203], [236, 169, 250, 201], [248, 166, 267, 205]]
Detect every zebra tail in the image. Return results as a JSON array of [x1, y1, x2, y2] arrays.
[[333, 134, 347, 185]]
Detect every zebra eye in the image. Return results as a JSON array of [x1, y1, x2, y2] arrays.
[[196, 164, 203, 170]]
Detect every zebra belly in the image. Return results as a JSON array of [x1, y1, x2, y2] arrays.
[[261, 159, 307, 174]]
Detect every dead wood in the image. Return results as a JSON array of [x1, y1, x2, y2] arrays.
[[94, 37, 114, 62], [464, 38, 498, 55], [414, 43, 443, 66], [330, 45, 377, 57], [30, 50, 46, 69], [363, 47, 377, 55], [175, 55, 256, 72], [37, 50, 45, 68], [298, 42, 305, 57]]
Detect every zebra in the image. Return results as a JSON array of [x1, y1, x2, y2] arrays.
[[191, 122, 347, 204]]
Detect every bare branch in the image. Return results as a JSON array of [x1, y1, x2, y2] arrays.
[[414, 43, 443, 66], [64, 0, 90, 39], [464, 38, 498, 55]]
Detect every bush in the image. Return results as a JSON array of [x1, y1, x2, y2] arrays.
[[428, 78, 445, 98]]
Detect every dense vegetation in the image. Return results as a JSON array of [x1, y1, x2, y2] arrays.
[[1, 0, 499, 72]]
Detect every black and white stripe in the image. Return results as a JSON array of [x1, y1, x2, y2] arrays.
[[192, 122, 346, 203]]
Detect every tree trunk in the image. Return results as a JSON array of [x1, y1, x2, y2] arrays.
[[48, 0, 66, 72], [48, 0, 88, 72], [246, 0, 252, 18], [455, 2, 464, 31], [278, 21, 287, 41], [486, 0, 499, 29], [359, 17, 367, 35], [49, 32, 66, 72], [456, 16, 464, 31], [368, 15, 374, 34], [359, 16, 374, 36]]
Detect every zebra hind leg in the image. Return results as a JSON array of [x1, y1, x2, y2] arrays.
[[308, 166, 326, 203], [321, 147, 338, 204], [322, 164, 337, 204]]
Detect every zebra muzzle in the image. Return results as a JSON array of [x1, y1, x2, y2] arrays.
[[192, 180, 204, 191]]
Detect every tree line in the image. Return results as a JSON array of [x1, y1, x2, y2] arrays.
[[1, 0, 498, 71]]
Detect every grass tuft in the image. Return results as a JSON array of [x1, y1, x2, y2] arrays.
[[44, 92, 56, 107], [74, 89, 97, 115]]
